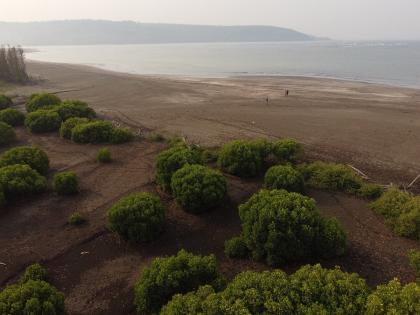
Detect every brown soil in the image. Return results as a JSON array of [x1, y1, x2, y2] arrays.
[[1, 62, 420, 314]]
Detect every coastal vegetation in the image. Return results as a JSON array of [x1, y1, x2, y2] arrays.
[[0, 46, 29, 83]]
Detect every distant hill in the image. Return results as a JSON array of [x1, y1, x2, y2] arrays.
[[0, 20, 318, 46]]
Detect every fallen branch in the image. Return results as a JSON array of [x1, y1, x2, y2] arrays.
[[347, 164, 369, 180], [407, 174, 420, 189]]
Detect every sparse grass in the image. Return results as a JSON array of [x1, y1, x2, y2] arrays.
[[147, 132, 165, 142], [68, 212, 86, 226], [97, 148, 112, 163]]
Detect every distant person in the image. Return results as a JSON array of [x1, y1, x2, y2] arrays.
[[266, 97, 269, 104], [285, 89, 289, 97]]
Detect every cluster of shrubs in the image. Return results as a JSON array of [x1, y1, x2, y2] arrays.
[[159, 262, 420, 315], [370, 187, 420, 240], [0, 264, 65, 314], [0, 108, 25, 126], [225, 189, 347, 265], [0, 94, 13, 110], [0, 121, 16, 146], [23, 92, 133, 144]]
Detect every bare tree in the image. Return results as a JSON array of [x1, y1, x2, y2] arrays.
[[0, 45, 29, 83]]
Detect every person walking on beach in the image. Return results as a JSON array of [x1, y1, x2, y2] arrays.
[[285, 89, 289, 97]]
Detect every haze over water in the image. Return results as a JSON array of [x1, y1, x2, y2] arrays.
[[27, 40, 420, 88]]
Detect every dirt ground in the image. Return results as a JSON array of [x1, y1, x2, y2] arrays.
[[1, 62, 420, 314]]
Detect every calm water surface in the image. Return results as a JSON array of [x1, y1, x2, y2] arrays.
[[27, 41, 420, 88]]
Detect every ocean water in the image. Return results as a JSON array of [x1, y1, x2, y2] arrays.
[[27, 41, 420, 88]]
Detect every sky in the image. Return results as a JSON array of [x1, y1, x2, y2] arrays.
[[1, 0, 419, 40]]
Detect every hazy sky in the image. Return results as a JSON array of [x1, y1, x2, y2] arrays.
[[2, 0, 419, 40]]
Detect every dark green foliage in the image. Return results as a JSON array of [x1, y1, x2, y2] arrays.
[[264, 164, 304, 192], [0, 280, 65, 315], [155, 145, 203, 192], [147, 132, 165, 142], [59, 117, 90, 139], [0, 164, 47, 200], [110, 127, 134, 144], [162, 264, 370, 315], [53, 100, 96, 121], [68, 212, 86, 226], [237, 189, 347, 265], [0, 189, 5, 208], [107, 192, 165, 242], [217, 140, 263, 177], [316, 217, 348, 259], [0, 146, 50, 174], [370, 187, 420, 239], [0, 108, 25, 126], [171, 164, 227, 214], [134, 249, 223, 314], [408, 250, 420, 280], [365, 280, 420, 315], [97, 148, 111, 163], [249, 138, 273, 159], [201, 148, 219, 164], [25, 109, 62, 133], [224, 236, 249, 259], [0, 122, 16, 146], [357, 183, 384, 199], [20, 264, 47, 284], [0, 94, 13, 110], [25, 93, 61, 112], [71, 120, 114, 143], [53, 171, 79, 195], [272, 138, 304, 162]]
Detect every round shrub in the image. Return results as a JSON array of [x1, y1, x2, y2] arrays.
[[53, 171, 79, 195], [0, 94, 13, 110], [68, 212, 86, 226], [0, 146, 50, 174], [264, 164, 304, 192], [71, 120, 114, 143], [25, 93, 61, 112], [110, 127, 134, 144], [107, 192, 165, 242], [25, 109, 62, 133], [238, 189, 347, 265], [0, 280, 65, 315], [155, 145, 203, 192], [217, 140, 262, 177], [0, 108, 25, 126], [20, 264, 48, 283], [97, 148, 111, 163], [272, 138, 304, 162], [224, 236, 249, 259], [134, 249, 223, 314], [171, 164, 227, 214], [0, 164, 47, 200], [59, 117, 90, 139], [53, 100, 96, 121], [249, 138, 273, 159], [0, 122, 16, 146], [365, 280, 420, 315]]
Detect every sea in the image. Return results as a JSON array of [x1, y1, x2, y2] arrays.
[[26, 41, 420, 89]]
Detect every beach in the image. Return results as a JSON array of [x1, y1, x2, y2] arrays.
[[12, 60, 420, 186]]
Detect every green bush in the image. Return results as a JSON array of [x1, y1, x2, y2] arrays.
[[217, 140, 263, 177], [0, 122, 16, 146], [162, 264, 370, 315], [20, 264, 48, 283], [0, 280, 65, 315], [171, 164, 227, 214], [408, 250, 420, 280], [68, 212, 86, 226], [59, 117, 90, 139], [0, 146, 50, 174], [97, 148, 111, 163], [0, 108, 25, 126], [0, 94, 13, 110], [25, 93, 61, 112], [71, 120, 114, 143], [272, 138, 304, 162], [365, 279, 420, 315], [134, 249, 223, 314], [236, 189, 347, 265], [147, 132, 165, 142], [25, 109, 62, 133], [201, 148, 219, 164], [53, 100, 96, 121], [249, 138, 273, 159], [0, 164, 47, 200], [107, 192, 165, 242], [357, 183, 384, 199], [155, 145, 203, 192], [53, 171, 79, 195], [264, 164, 304, 192], [370, 187, 420, 239], [224, 236, 249, 259], [110, 127, 134, 144]]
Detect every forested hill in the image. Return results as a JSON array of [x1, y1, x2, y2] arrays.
[[0, 20, 318, 45]]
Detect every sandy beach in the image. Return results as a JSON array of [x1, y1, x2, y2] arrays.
[[9, 60, 420, 186]]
